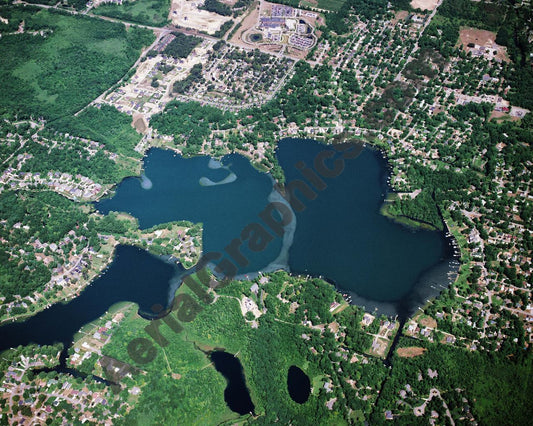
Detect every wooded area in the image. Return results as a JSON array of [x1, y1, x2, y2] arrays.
[[48, 105, 143, 158], [0, 6, 154, 120]]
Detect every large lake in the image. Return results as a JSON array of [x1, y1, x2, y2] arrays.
[[0, 139, 458, 356], [96, 148, 284, 277], [97, 138, 457, 316], [277, 138, 458, 316]]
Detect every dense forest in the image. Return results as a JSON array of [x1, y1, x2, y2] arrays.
[[19, 135, 124, 184], [104, 272, 388, 424], [495, 5, 533, 110], [0, 6, 154, 120], [0, 191, 90, 302], [48, 105, 142, 158], [150, 101, 236, 155], [163, 33, 202, 59], [438, 0, 505, 31], [373, 338, 533, 425], [172, 63, 204, 94], [200, 0, 232, 16], [363, 82, 416, 129], [325, 0, 388, 34], [93, 0, 171, 27], [213, 20, 234, 38], [386, 190, 444, 231]]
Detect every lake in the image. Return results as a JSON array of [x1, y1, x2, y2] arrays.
[[97, 140, 457, 316], [96, 149, 285, 277], [277, 138, 458, 317], [0, 245, 179, 366], [287, 365, 311, 404], [210, 350, 255, 415], [0, 138, 458, 358]]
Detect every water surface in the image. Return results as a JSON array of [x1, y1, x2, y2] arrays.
[[287, 365, 311, 404], [0, 245, 178, 357], [96, 143, 456, 317], [96, 150, 285, 277], [277, 138, 456, 316], [210, 351, 255, 415]]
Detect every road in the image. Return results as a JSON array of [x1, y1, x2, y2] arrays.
[[394, 0, 443, 82], [413, 388, 455, 424], [16, 0, 296, 115], [73, 28, 173, 117]]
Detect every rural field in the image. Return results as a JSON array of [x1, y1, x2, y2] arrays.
[[316, 0, 346, 11], [0, 6, 154, 120], [93, 0, 171, 27], [301, 0, 346, 11]]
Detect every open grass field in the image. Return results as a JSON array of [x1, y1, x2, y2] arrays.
[[100, 287, 247, 424], [0, 6, 154, 120], [101, 276, 356, 423], [93, 0, 171, 27], [316, 0, 346, 12]]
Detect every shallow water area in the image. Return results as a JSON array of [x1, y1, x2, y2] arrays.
[[96, 149, 286, 276]]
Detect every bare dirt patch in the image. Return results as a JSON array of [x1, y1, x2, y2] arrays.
[[286, 46, 308, 59], [418, 316, 437, 328], [260, 43, 283, 53], [170, 0, 232, 35], [410, 0, 439, 10], [490, 110, 518, 122], [132, 113, 148, 133], [397, 347, 426, 358], [368, 337, 389, 358], [391, 10, 409, 25], [229, 2, 260, 47], [328, 321, 339, 333], [459, 28, 510, 62]]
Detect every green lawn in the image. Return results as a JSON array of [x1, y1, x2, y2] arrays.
[[101, 295, 242, 425], [93, 0, 171, 27], [0, 6, 154, 120], [316, 0, 347, 12]]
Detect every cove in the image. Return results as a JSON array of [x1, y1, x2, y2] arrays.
[[287, 365, 311, 404], [96, 149, 287, 277], [210, 351, 255, 415], [0, 245, 179, 367]]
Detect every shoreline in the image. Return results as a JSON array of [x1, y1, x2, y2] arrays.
[[1, 136, 463, 328], [0, 241, 117, 327]]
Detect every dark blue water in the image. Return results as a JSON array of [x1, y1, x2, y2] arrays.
[[0, 245, 178, 356], [97, 142, 455, 314], [210, 351, 255, 415], [287, 365, 311, 404], [96, 150, 283, 277], [0, 140, 456, 358], [277, 138, 451, 308]]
